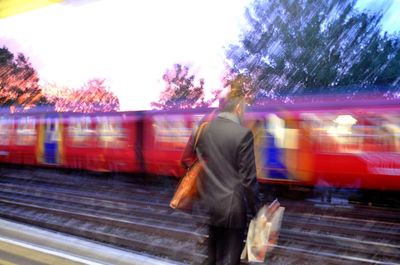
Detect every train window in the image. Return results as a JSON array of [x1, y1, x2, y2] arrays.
[[356, 115, 398, 152], [68, 116, 94, 147], [305, 112, 400, 153], [307, 113, 361, 153], [96, 116, 126, 148], [154, 115, 191, 149], [0, 117, 12, 146], [382, 115, 400, 152], [45, 118, 61, 143], [16, 116, 36, 146]]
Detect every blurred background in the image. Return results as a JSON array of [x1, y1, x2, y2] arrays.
[[0, 1, 400, 264], [1, 0, 399, 112]]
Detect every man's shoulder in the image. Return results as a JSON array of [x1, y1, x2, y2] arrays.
[[211, 117, 251, 137]]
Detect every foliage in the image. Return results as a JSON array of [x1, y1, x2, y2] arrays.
[[222, 73, 256, 102], [0, 46, 49, 111], [226, 0, 400, 100], [151, 64, 211, 110], [45, 78, 120, 113]]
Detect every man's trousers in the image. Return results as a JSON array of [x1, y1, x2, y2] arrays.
[[207, 225, 246, 265]]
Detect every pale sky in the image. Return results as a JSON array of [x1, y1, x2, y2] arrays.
[[0, 0, 250, 110], [1, 0, 399, 110]]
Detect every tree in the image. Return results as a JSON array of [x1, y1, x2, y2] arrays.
[[46, 78, 120, 113], [0, 46, 49, 111], [226, 0, 400, 100], [151, 64, 211, 110], [222, 72, 256, 101]]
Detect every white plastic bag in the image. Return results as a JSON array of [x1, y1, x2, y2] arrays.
[[241, 199, 285, 262]]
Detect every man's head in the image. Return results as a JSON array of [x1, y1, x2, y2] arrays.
[[219, 94, 246, 120]]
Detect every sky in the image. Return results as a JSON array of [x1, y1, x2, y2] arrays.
[[0, 0, 250, 110], [1, 0, 400, 111]]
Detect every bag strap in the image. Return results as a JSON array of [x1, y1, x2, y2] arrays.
[[194, 122, 207, 148]]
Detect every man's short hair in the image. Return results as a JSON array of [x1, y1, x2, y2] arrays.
[[219, 94, 245, 113]]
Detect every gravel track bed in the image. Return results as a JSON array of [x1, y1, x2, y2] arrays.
[[0, 167, 399, 264]]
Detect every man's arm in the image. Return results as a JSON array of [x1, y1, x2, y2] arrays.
[[238, 130, 261, 217]]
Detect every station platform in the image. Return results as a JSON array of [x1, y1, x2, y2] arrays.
[[0, 218, 181, 265]]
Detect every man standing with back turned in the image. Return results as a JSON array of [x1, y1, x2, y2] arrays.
[[182, 94, 261, 265]]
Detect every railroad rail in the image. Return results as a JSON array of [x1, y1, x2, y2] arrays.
[[0, 166, 399, 264]]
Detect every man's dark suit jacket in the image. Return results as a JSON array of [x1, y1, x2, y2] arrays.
[[182, 113, 260, 229]]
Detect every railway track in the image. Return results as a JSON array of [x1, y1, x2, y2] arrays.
[[0, 168, 207, 264], [0, 167, 399, 265]]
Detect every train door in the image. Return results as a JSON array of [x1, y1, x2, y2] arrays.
[[40, 116, 62, 165], [266, 113, 289, 179]]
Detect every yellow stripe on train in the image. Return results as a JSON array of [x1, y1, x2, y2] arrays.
[[36, 116, 45, 164]]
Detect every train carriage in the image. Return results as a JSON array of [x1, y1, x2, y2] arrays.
[[0, 111, 142, 173], [248, 98, 400, 190], [305, 108, 400, 190], [0, 96, 399, 192]]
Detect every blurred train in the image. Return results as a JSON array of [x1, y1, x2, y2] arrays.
[[0, 96, 399, 191]]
